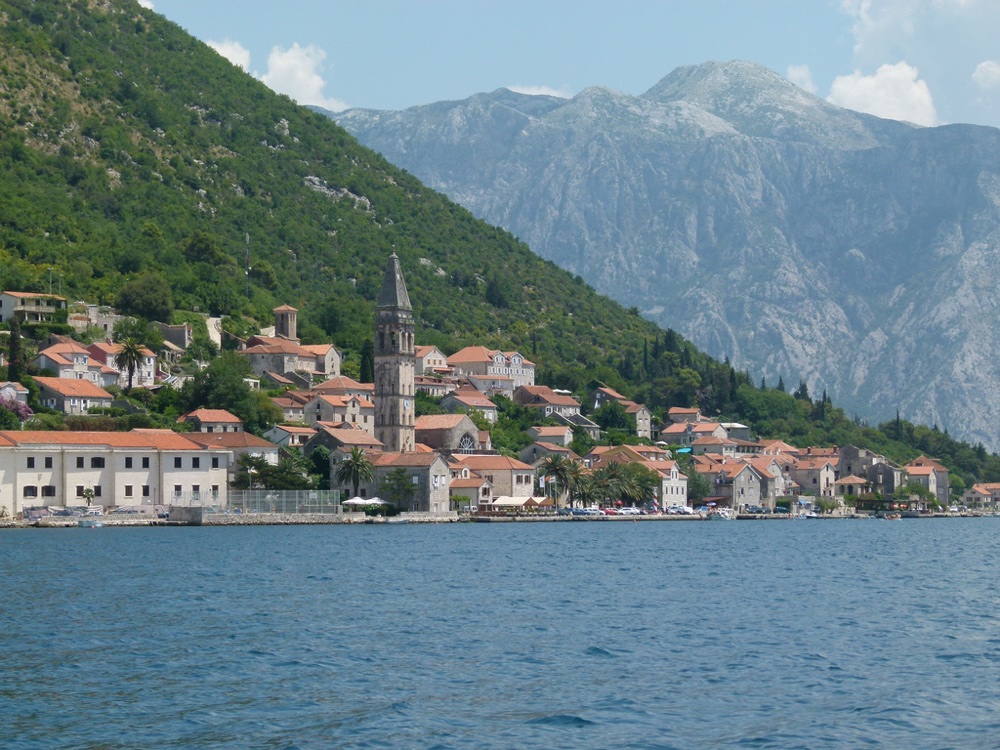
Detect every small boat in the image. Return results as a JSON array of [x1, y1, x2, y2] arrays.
[[708, 508, 735, 521], [78, 518, 104, 528], [881, 512, 901, 520]]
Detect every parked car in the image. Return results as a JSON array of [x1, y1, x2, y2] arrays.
[[602, 508, 619, 515]]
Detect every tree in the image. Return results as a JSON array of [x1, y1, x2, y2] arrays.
[[359, 338, 374, 383], [683, 463, 711, 505], [591, 400, 636, 434], [309, 445, 331, 490], [335, 446, 375, 498], [234, 453, 269, 489], [183, 352, 277, 434], [115, 272, 174, 322], [113, 335, 145, 390], [379, 467, 415, 511], [7, 316, 25, 384], [539, 454, 572, 507]]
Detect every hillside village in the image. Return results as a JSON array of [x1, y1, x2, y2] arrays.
[[0, 255, 984, 522], [0, 254, 984, 515]]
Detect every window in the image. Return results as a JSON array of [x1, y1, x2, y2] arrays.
[[211, 485, 219, 498], [42, 486, 56, 498], [76, 485, 84, 497], [174, 457, 182, 469], [93, 486, 102, 497], [91, 457, 105, 469], [192, 457, 200, 469], [22, 486, 37, 498], [125, 457, 133, 469], [142, 485, 150, 498], [173, 485, 182, 497], [26, 457, 35, 469], [44, 456, 52, 469], [211, 457, 219, 469], [142, 456, 150, 469], [124, 485, 133, 498]]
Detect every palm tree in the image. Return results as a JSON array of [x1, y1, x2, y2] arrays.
[[114, 336, 146, 391], [539, 454, 572, 507], [564, 461, 587, 507], [336, 446, 376, 498]]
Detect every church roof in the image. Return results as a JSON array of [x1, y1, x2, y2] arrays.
[[376, 252, 412, 310]]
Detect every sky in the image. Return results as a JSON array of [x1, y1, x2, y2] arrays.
[[143, 0, 1000, 129]]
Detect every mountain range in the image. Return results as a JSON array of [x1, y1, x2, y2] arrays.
[[333, 61, 1000, 450]]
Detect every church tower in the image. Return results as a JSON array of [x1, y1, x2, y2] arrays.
[[374, 252, 415, 452]]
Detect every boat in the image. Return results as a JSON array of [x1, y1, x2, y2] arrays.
[[881, 512, 902, 520], [78, 518, 104, 528], [708, 508, 735, 521]]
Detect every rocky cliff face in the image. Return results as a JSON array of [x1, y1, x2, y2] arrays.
[[334, 61, 1000, 449]]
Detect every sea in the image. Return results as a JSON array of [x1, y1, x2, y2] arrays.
[[3, 518, 999, 749]]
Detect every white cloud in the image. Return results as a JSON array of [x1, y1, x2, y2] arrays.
[[208, 39, 251, 73], [828, 61, 938, 125], [259, 43, 348, 112], [505, 84, 571, 98], [973, 60, 1000, 89], [786, 65, 817, 94], [137, 0, 154, 8]]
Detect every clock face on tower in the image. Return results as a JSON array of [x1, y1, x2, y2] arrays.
[[404, 399, 411, 409]]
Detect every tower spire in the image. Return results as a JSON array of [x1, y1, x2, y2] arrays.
[[374, 252, 415, 452]]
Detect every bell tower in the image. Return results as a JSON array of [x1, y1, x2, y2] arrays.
[[374, 252, 415, 452]]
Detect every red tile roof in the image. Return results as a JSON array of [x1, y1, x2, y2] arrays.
[[33, 377, 112, 399]]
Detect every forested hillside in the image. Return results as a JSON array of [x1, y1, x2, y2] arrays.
[[1, 0, 999, 491]]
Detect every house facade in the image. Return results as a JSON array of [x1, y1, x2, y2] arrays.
[[0, 291, 67, 324], [33, 377, 113, 415], [0, 429, 230, 516], [447, 346, 535, 389], [33, 342, 118, 387], [86, 342, 157, 389]]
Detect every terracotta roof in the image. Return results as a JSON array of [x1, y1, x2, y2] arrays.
[[371, 451, 442, 468], [273, 304, 298, 312], [311, 376, 374, 393], [33, 377, 112, 399], [835, 475, 869, 484], [905, 465, 935, 476], [451, 454, 534, 471], [320, 427, 383, 447], [271, 425, 316, 435], [415, 414, 470, 431], [445, 390, 496, 408], [299, 344, 334, 356], [0, 429, 205, 450], [185, 433, 278, 450], [2, 291, 65, 300], [531, 426, 570, 436], [179, 409, 243, 424], [89, 341, 156, 358], [450, 477, 489, 489]]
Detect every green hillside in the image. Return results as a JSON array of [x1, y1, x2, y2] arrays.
[[1, 0, 998, 491]]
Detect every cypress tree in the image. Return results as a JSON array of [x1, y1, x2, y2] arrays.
[[7, 316, 25, 384]]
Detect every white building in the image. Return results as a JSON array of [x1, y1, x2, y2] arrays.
[[0, 429, 231, 516]]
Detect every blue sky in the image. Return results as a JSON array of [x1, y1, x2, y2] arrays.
[[144, 0, 1000, 129]]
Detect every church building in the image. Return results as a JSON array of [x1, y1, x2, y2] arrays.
[[374, 252, 415, 452]]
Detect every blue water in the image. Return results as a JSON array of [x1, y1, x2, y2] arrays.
[[3, 519, 1000, 749]]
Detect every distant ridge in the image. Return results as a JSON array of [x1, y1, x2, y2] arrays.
[[335, 60, 1000, 450]]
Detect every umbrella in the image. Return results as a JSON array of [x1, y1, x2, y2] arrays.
[[343, 497, 388, 506], [706, 502, 717, 507]]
